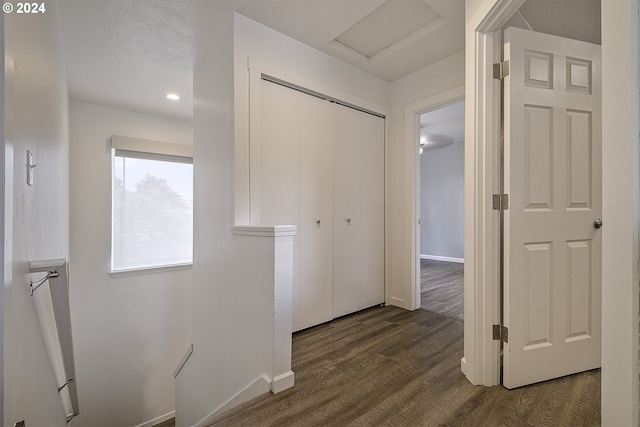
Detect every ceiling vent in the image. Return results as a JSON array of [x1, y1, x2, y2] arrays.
[[333, 0, 442, 59]]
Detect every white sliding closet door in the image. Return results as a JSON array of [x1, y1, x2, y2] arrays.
[[258, 79, 384, 330], [298, 94, 334, 330], [358, 109, 385, 310], [260, 80, 335, 331], [332, 105, 385, 318]]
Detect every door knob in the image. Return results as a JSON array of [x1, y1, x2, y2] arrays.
[[594, 218, 603, 229], [346, 218, 351, 224], [316, 219, 321, 225]]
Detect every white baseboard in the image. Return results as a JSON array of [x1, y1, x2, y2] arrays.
[[420, 254, 464, 263], [133, 411, 175, 427], [388, 296, 405, 307], [460, 356, 468, 378], [272, 370, 295, 394], [195, 376, 271, 427]]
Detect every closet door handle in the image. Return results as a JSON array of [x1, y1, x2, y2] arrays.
[[316, 219, 321, 225], [346, 218, 351, 224]]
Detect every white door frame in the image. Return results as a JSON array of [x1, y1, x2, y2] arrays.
[[403, 0, 513, 381], [600, 1, 639, 424], [462, 0, 526, 386], [405, 85, 465, 311]]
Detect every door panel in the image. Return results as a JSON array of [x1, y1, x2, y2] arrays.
[[357, 110, 385, 309], [566, 110, 592, 209], [332, 105, 363, 318], [523, 105, 552, 210], [299, 94, 334, 330], [503, 27, 602, 388], [566, 240, 592, 341], [333, 104, 385, 317], [522, 241, 552, 350]]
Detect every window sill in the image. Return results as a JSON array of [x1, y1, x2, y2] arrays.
[[110, 262, 192, 278]]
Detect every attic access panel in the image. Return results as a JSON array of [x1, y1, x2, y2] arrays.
[[334, 0, 441, 58]]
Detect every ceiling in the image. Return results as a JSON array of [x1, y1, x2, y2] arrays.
[[57, 0, 599, 123], [235, 0, 465, 82], [57, 0, 465, 121], [58, 0, 243, 121], [504, 0, 600, 45], [420, 100, 465, 149]]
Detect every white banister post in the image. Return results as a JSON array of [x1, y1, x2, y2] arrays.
[[230, 225, 297, 393]]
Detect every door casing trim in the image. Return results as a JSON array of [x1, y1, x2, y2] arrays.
[[405, 85, 465, 312], [463, 0, 525, 386]]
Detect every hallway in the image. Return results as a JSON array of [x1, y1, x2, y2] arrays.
[[205, 305, 600, 426]]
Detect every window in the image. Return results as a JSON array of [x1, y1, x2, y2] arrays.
[[111, 136, 193, 272]]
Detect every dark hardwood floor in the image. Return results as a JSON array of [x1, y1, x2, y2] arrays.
[[206, 305, 600, 427], [158, 261, 599, 427], [420, 258, 464, 321]]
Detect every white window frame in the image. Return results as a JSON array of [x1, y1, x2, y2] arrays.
[[110, 135, 194, 275]]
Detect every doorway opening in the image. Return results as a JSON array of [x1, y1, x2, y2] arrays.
[[463, 0, 603, 388], [418, 100, 465, 321]]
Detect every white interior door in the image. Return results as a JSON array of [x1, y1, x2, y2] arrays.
[[503, 27, 602, 388]]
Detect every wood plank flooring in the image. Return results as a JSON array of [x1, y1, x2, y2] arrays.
[[420, 258, 464, 321], [206, 305, 600, 427]]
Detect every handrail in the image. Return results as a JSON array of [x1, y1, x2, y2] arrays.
[[29, 259, 79, 422]]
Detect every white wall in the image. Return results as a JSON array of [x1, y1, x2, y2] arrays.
[[1, 13, 5, 425], [3, 3, 71, 425], [68, 101, 193, 427], [388, 51, 465, 308], [175, 16, 243, 426], [175, 16, 290, 426], [420, 141, 465, 260], [601, 0, 640, 424]]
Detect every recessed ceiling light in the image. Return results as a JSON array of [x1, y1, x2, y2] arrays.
[[166, 93, 180, 101]]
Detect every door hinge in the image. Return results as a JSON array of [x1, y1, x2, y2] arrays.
[[492, 193, 509, 210], [493, 60, 510, 79], [493, 324, 509, 343]]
